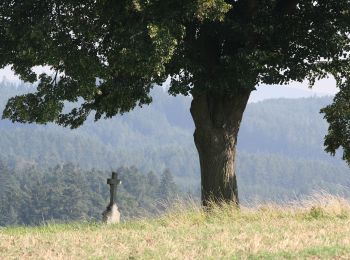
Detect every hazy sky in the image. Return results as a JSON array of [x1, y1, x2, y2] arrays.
[[0, 66, 338, 102]]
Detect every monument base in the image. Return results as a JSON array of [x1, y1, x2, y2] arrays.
[[102, 204, 121, 224]]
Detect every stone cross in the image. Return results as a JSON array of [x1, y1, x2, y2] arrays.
[[107, 172, 121, 208], [103, 171, 122, 224]]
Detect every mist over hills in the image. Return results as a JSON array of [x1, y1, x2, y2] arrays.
[[0, 81, 349, 202]]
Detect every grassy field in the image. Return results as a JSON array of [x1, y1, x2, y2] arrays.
[[1, 194, 350, 259]]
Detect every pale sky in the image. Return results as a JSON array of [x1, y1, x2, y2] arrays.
[[250, 77, 338, 102], [0, 66, 338, 102]]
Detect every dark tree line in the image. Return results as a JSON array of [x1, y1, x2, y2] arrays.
[[0, 162, 180, 226]]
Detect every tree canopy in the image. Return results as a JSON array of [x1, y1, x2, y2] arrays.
[[1, 1, 350, 163]]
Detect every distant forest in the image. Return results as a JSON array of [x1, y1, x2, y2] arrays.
[[0, 81, 350, 225], [0, 161, 181, 226]]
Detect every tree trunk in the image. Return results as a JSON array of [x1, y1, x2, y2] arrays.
[[190, 90, 251, 207]]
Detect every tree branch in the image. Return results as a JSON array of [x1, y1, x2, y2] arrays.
[[275, 0, 299, 15], [229, 0, 258, 21]]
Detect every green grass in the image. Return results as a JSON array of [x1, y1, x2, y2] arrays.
[[1, 194, 350, 259], [244, 246, 350, 259]]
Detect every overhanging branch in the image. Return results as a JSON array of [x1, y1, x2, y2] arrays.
[[275, 0, 299, 14]]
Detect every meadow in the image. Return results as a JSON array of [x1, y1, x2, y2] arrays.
[[1, 194, 350, 259]]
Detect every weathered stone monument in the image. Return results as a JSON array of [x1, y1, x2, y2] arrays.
[[102, 172, 121, 224]]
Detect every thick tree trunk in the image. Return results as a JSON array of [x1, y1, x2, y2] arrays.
[[190, 90, 251, 207]]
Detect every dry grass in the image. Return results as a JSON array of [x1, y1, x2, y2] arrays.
[[2, 193, 350, 259]]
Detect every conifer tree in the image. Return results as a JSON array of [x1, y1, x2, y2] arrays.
[[158, 169, 178, 202], [0, 161, 19, 226]]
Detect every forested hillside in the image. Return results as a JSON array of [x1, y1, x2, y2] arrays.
[[0, 161, 181, 226], [0, 81, 349, 205]]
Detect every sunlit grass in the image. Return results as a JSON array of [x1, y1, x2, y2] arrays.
[[1, 193, 350, 259]]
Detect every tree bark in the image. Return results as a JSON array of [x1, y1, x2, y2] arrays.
[[190, 90, 251, 207]]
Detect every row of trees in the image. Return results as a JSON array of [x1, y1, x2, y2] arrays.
[[2, 151, 350, 227], [0, 162, 181, 226]]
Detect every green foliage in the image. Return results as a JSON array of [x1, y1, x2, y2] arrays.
[[0, 0, 190, 127], [1, 1, 350, 131], [321, 84, 350, 165], [195, 0, 231, 22]]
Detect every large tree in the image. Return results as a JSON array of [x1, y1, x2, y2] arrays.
[[1, 0, 350, 206]]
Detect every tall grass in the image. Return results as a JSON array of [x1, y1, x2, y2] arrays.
[[1, 193, 350, 259]]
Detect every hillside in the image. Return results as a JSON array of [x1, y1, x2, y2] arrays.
[[0, 81, 349, 203], [1, 195, 350, 259], [0, 163, 182, 226]]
